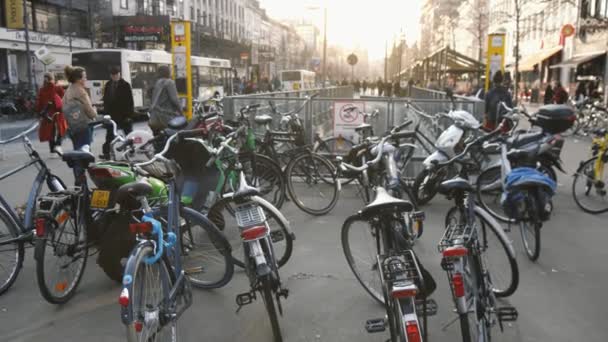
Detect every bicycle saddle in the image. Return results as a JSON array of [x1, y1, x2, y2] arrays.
[[115, 181, 153, 205], [254, 114, 273, 125], [438, 177, 473, 195], [168, 116, 188, 130], [62, 150, 95, 168], [360, 187, 413, 218]]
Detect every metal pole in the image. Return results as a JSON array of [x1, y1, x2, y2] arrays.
[[322, 7, 327, 85], [88, 0, 94, 48], [384, 40, 387, 81], [68, 0, 73, 52], [22, 0, 33, 92]]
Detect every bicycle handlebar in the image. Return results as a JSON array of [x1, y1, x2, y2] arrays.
[[0, 122, 39, 144]]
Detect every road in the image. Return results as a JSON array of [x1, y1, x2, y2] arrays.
[[0, 125, 606, 342]]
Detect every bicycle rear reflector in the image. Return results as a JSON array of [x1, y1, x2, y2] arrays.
[[35, 218, 46, 237], [129, 222, 153, 235], [241, 225, 269, 241], [119, 288, 130, 307], [452, 272, 465, 298], [391, 283, 418, 299], [406, 321, 421, 342]]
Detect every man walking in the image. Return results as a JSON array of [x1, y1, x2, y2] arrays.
[[101, 66, 134, 159], [484, 71, 512, 130]]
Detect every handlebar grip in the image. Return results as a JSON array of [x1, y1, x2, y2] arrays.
[[392, 119, 413, 132], [177, 128, 207, 139]]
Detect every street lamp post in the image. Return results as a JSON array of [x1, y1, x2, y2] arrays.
[[322, 7, 327, 85], [22, 0, 33, 92]]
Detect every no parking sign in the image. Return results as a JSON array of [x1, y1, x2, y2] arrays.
[[333, 101, 365, 142]]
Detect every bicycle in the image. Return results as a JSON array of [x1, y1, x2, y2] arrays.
[[0, 123, 66, 296], [119, 128, 234, 341], [434, 127, 519, 342], [572, 128, 608, 214], [341, 180, 434, 341], [207, 125, 290, 342]]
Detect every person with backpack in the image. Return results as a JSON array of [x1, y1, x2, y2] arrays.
[[36, 72, 67, 153], [148, 65, 183, 135], [484, 71, 512, 130], [100, 66, 134, 159], [62, 65, 97, 150]]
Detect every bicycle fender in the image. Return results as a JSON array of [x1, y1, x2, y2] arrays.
[[474, 206, 516, 256], [120, 240, 155, 325], [423, 150, 448, 168], [252, 195, 294, 240]]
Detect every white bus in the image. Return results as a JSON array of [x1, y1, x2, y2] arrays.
[[71, 49, 232, 112], [280, 70, 316, 91]]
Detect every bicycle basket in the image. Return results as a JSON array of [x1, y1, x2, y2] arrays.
[[140, 159, 180, 179]]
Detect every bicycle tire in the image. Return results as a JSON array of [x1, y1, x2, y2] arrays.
[[208, 197, 293, 269], [572, 156, 608, 214], [412, 168, 442, 205], [476, 165, 514, 223], [124, 245, 177, 342], [0, 208, 24, 296], [260, 274, 283, 342], [285, 152, 339, 216], [342, 214, 385, 304], [34, 207, 88, 304], [239, 152, 286, 210], [153, 206, 234, 289], [445, 206, 519, 298], [458, 254, 489, 342], [520, 195, 542, 261]]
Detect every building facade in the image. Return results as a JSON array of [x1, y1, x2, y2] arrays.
[[0, 0, 93, 87]]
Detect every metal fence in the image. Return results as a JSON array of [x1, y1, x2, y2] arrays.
[[221, 92, 485, 177]]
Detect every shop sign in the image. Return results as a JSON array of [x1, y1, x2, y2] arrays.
[[5, 0, 24, 29]]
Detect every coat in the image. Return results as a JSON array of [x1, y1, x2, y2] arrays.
[[103, 78, 134, 122], [553, 86, 568, 104], [36, 84, 67, 142], [148, 78, 182, 131]]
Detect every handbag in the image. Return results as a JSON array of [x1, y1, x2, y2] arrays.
[[63, 98, 89, 134]]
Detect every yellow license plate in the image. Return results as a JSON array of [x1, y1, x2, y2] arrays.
[[90, 190, 110, 209]]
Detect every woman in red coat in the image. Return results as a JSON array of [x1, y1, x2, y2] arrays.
[[36, 73, 67, 153]]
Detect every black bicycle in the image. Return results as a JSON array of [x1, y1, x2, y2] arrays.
[[0, 123, 66, 296]]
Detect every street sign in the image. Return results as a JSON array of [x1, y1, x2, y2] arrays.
[[561, 24, 575, 38], [171, 21, 192, 119], [485, 33, 506, 91], [333, 101, 365, 142], [34, 46, 55, 66], [240, 52, 249, 60], [347, 53, 358, 66]]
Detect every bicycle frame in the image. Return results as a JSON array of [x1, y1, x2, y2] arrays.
[[592, 134, 608, 180], [0, 137, 63, 238]]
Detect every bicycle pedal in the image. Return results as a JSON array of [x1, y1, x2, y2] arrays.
[[236, 292, 256, 306], [416, 298, 438, 316], [277, 288, 289, 299], [270, 230, 285, 243], [496, 306, 518, 322], [364, 318, 386, 333]]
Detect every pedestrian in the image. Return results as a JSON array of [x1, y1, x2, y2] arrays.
[[553, 81, 568, 104], [543, 84, 554, 105], [148, 65, 183, 135], [393, 80, 401, 97], [377, 78, 384, 96], [362, 79, 368, 95], [483, 71, 512, 131], [354, 79, 361, 93], [62, 65, 97, 150], [272, 75, 281, 91], [575, 81, 587, 103], [100, 66, 134, 159], [36, 72, 67, 153], [385, 81, 393, 97]]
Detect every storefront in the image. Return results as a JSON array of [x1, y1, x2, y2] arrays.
[[111, 16, 170, 51], [0, 27, 91, 87]]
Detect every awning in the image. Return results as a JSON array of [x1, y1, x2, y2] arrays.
[[549, 51, 606, 69], [518, 46, 563, 72]]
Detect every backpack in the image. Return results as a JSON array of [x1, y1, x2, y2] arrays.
[[63, 98, 89, 134]]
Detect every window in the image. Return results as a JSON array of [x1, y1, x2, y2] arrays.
[[35, 4, 60, 34], [120, 0, 128, 9], [191, 6, 194, 21], [203, 11, 207, 25]]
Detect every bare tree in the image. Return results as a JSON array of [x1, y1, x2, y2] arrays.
[[462, 0, 489, 63]]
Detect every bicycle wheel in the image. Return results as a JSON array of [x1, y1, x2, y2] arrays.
[[208, 198, 293, 268], [520, 194, 541, 261], [239, 153, 286, 210], [154, 206, 234, 289], [412, 168, 443, 205], [458, 255, 490, 342], [342, 215, 384, 304], [125, 245, 177, 342], [286, 152, 339, 216], [35, 207, 88, 304], [445, 206, 519, 298], [260, 274, 283, 342], [313, 136, 355, 185], [572, 156, 608, 214], [476, 166, 514, 223], [0, 209, 24, 296]]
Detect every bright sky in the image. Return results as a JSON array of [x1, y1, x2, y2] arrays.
[[258, 0, 421, 60]]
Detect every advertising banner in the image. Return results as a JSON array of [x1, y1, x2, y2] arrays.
[[5, 0, 24, 29], [171, 21, 192, 119], [485, 33, 506, 91]]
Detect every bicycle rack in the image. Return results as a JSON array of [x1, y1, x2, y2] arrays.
[[437, 222, 476, 253]]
